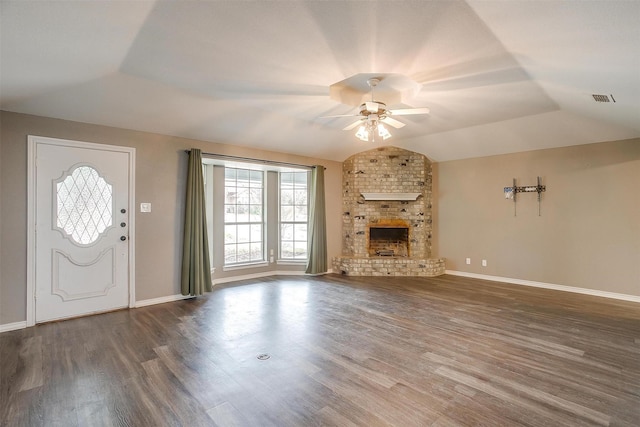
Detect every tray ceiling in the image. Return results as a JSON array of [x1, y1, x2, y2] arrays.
[[1, 1, 639, 161]]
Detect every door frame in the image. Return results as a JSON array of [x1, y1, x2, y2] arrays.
[[26, 135, 136, 326]]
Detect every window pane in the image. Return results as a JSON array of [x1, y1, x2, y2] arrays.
[[250, 242, 263, 261], [225, 206, 236, 223], [281, 189, 294, 205], [236, 188, 249, 204], [281, 206, 294, 221], [294, 172, 308, 186], [250, 170, 262, 183], [224, 188, 237, 204], [237, 243, 251, 262], [224, 225, 236, 244], [251, 224, 262, 241], [294, 205, 307, 222], [224, 244, 236, 264], [281, 241, 293, 259], [236, 224, 250, 243], [249, 188, 262, 204], [236, 169, 250, 186], [294, 242, 307, 259], [225, 168, 236, 180], [281, 223, 293, 240], [294, 224, 307, 240], [236, 204, 249, 222], [294, 189, 307, 205], [280, 172, 293, 184], [249, 205, 262, 222]]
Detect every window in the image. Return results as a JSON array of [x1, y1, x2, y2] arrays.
[[279, 171, 308, 260], [224, 168, 264, 265], [203, 160, 311, 271]]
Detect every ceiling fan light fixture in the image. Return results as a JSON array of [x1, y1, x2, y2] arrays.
[[354, 120, 391, 142], [355, 125, 369, 141], [378, 123, 391, 140]]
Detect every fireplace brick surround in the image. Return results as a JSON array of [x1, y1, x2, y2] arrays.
[[332, 146, 445, 276]]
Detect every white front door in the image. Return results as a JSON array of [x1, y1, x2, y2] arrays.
[[30, 136, 135, 323]]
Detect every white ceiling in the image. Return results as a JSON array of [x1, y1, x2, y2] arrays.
[[2, 1, 639, 162]]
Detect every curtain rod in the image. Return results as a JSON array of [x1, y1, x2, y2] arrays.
[[184, 150, 323, 170]]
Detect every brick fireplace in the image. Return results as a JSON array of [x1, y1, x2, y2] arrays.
[[332, 146, 445, 276]]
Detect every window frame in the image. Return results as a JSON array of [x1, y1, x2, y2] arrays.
[[278, 170, 310, 262], [223, 167, 266, 267]]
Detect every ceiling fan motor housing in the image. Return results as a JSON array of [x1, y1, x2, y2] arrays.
[[359, 102, 387, 117]]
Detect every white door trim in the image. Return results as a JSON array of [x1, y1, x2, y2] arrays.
[[26, 135, 136, 327]]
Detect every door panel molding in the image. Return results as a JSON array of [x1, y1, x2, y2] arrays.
[[52, 248, 116, 301], [27, 135, 136, 326]]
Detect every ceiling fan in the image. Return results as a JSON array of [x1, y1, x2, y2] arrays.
[[320, 78, 430, 141]]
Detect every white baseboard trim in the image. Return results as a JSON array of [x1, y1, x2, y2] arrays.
[[213, 269, 307, 285], [135, 294, 195, 308], [445, 270, 640, 303], [0, 321, 27, 333]]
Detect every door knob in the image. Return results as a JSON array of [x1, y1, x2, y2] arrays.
[[120, 236, 127, 241]]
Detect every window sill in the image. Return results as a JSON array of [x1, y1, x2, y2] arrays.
[[276, 259, 308, 266], [223, 261, 269, 272]]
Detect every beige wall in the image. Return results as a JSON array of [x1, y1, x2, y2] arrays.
[[0, 111, 342, 325], [2, 109, 638, 325], [435, 138, 640, 296]]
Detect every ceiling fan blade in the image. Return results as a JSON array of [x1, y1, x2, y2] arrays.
[[343, 120, 364, 131], [365, 101, 379, 113], [319, 113, 360, 119], [388, 107, 430, 116], [381, 117, 406, 129]]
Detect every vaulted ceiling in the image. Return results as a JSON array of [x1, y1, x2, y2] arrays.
[[2, 1, 639, 162]]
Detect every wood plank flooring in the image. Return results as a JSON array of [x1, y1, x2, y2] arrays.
[[1, 274, 639, 426]]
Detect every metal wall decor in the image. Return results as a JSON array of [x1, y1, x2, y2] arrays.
[[504, 176, 546, 216]]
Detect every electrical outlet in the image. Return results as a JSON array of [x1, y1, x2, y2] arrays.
[[140, 202, 151, 213], [482, 259, 487, 267], [465, 258, 471, 265]]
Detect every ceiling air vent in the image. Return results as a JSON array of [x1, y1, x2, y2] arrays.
[[592, 94, 616, 103]]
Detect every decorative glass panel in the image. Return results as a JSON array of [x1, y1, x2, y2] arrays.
[[57, 166, 113, 245]]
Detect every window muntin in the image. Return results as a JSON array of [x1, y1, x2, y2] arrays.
[[279, 171, 308, 260], [224, 168, 264, 265]]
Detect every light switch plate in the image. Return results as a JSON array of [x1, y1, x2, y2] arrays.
[[140, 202, 152, 213]]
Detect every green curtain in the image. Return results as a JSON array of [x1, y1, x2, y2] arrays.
[[181, 149, 213, 296], [305, 165, 328, 274]]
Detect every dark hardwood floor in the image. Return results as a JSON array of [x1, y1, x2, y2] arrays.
[[1, 274, 639, 426]]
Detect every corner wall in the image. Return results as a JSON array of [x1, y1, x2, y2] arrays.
[[0, 111, 343, 325], [436, 138, 640, 297]]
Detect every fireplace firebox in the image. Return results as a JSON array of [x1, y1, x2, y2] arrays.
[[368, 226, 409, 257]]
